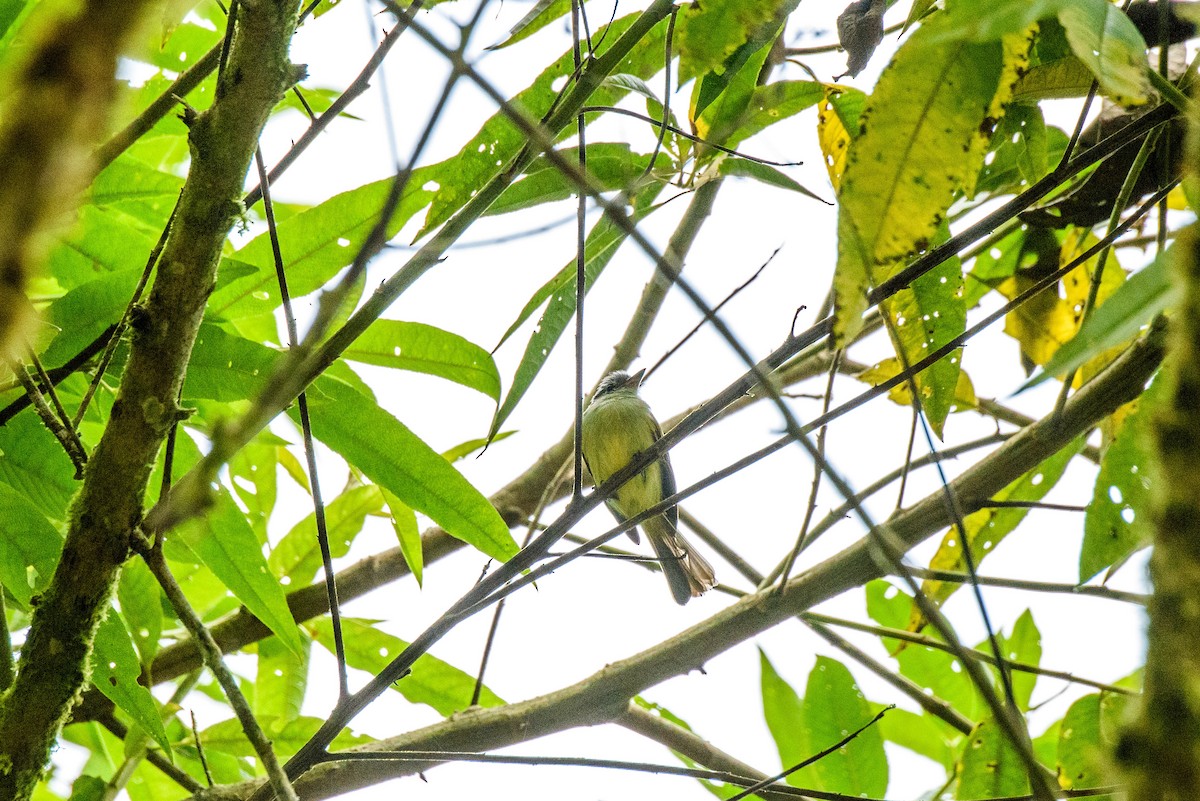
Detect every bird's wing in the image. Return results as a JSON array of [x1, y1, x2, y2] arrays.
[[652, 419, 678, 529]]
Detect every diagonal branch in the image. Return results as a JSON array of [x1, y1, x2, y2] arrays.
[[212, 299, 1164, 801]]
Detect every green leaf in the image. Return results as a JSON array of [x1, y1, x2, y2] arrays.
[[976, 104, 1067, 198], [1058, 0, 1152, 105], [89, 155, 183, 225], [91, 610, 172, 757], [718, 157, 829, 203], [955, 718, 1029, 799], [760, 648, 808, 770], [1001, 609, 1042, 710], [268, 484, 383, 587], [911, 437, 1082, 628], [310, 617, 504, 715], [488, 0, 570, 49], [344, 319, 501, 401], [117, 559, 163, 667], [865, 580, 981, 720], [382, 488, 422, 587], [419, 11, 670, 238], [882, 236, 966, 438], [488, 143, 671, 217], [878, 706, 955, 768], [0, 480, 62, 606], [303, 376, 518, 561], [200, 714, 370, 761], [39, 269, 139, 366], [1023, 250, 1175, 391], [725, 80, 825, 151], [229, 440, 281, 544], [691, 17, 786, 145], [488, 185, 663, 440], [1058, 694, 1103, 789], [760, 650, 887, 794], [675, 0, 788, 86], [175, 489, 304, 654], [210, 174, 437, 323], [834, 15, 1013, 342], [1081, 371, 1163, 581], [800, 656, 888, 795], [442, 430, 515, 463], [254, 635, 311, 725]]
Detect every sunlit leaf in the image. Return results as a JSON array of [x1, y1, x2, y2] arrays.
[[0, 480, 61, 607], [254, 635, 311, 725], [91, 610, 172, 757], [268, 484, 383, 587], [176, 489, 304, 655], [344, 319, 501, 401], [310, 617, 504, 715], [382, 488, 422, 587]]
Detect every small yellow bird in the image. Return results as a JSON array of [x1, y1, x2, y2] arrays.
[[580, 369, 716, 604]]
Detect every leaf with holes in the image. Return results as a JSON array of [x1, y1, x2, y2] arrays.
[[91, 610, 172, 757], [1081, 371, 1164, 581], [907, 438, 1082, 633], [817, 85, 865, 190], [956, 718, 1029, 799], [344, 319, 501, 402], [268, 484, 383, 587], [834, 15, 1029, 342]]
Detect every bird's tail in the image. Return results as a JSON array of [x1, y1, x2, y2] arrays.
[[644, 517, 717, 605]]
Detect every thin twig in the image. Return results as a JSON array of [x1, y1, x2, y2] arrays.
[[8, 358, 87, 477]]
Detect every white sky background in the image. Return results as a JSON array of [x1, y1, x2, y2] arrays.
[[111, 0, 1167, 798]]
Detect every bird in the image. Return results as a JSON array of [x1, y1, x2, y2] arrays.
[[580, 369, 716, 604]]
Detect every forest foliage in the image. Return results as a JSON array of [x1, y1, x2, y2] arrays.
[[0, 0, 1192, 799]]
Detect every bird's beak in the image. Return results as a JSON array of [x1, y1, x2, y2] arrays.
[[622, 369, 645, 391]]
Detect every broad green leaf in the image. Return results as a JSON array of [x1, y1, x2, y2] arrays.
[[880, 237, 965, 438], [1081, 371, 1163, 581], [718, 157, 828, 203], [857, 357, 978, 412], [0, 480, 62, 606], [89, 155, 183, 225], [344, 319, 501, 401], [909, 438, 1083, 632], [210, 173, 437, 323], [488, 144, 671, 217], [834, 16, 1023, 342], [229, 440, 281, 544], [955, 718, 1029, 799], [760, 650, 887, 794], [0, 413, 77, 521], [310, 617, 504, 715], [117, 558, 163, 667], [268, 484, 383, 587], [176, 489, 304, 654], [1024, 249, 1174, 392], [254, 635, 311, 725], [1013, 56, 1098, 102], [866, 580, 981, 721], [975, 104, 1067, 198], [1000, 609, 1042, 710], [488, 185, 662, 440], [1033, 718, 1061, 769], [303, 376, 518, 561], [200, 714, 370, 761], [760, 648, 808, 772], [0, 0, 27, 43], [800, 656, 888, 795], [1058, 694, 1103, 789], [964, 225, 1061, 308], [183, 324, 277, 403], [877, 706, 955, 768], [91, 610, 172, 757], [419, 11, 670, 238], [676, 0, 791, 86], [691, 15, 788, 145], [725, 80, 825, 151], [382, 488, 422, 587], [903, 0, 937, 33], [39, 269, 139, 366], [1059, 0, 1151, 105]]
